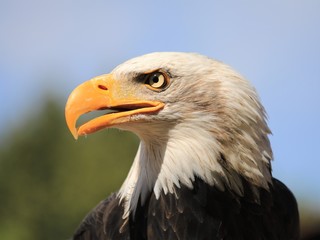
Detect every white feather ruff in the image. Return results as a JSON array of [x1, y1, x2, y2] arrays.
[[110, 52, 273, 218]]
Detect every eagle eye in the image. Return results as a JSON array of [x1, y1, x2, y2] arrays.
[[144, 72, 169, 90]]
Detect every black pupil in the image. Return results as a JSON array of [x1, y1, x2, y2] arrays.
[[152, 74, 159, 83]]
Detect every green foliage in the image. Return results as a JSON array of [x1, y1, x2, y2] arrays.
[[1, 98, 320, 239], [0, 99, 138, 240]]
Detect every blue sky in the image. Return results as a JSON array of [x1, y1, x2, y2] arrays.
[[1, 0, 319, 211]]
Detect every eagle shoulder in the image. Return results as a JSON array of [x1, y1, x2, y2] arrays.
[[73, 193, 130, 240]]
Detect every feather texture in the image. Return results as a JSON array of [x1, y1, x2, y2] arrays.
[[73, 177, 299, 240], [69, 52, 299, 239]]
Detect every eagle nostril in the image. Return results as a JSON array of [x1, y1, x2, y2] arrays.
[[98, 85, 108, 91]]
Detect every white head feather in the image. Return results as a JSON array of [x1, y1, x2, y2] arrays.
[[110, 52, 272, 218]]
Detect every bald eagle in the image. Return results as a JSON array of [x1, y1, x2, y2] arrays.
[[65, 52, 299, 240]]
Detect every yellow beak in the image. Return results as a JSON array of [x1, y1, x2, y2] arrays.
[[65, 74, 164, 139]]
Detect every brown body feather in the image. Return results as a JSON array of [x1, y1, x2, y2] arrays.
[[73, 176, 299, 240]]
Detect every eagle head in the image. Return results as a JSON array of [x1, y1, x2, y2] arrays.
[[65, 52, 273, 217]]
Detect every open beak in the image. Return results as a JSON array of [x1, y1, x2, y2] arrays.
[[65, 74, 164, 139]]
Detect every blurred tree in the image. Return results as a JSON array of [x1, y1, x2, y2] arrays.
[[0, 98, 319, 239], [0, 99, 138, 240]]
